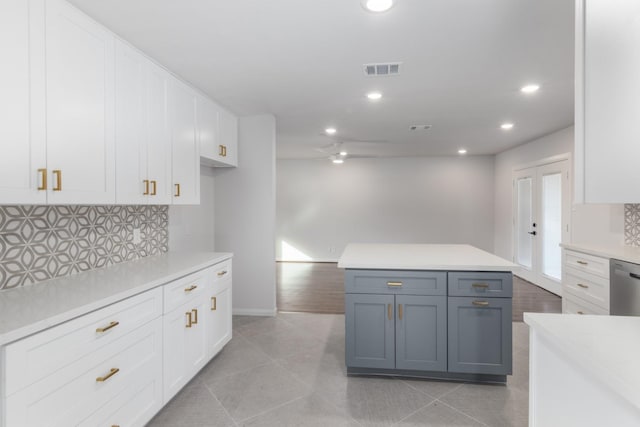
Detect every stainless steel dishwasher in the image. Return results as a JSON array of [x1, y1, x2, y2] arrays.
[[610, 259, 640, 316]]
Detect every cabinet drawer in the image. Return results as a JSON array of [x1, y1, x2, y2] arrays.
[[448, 272, 512, 297], [563, 293, 609, 315], [163, 267, 210, 313], [563, 267, 609, 310], [345, 269, 446, 296], [564, 250, 609, 279], [5, 318, 162, 427], [4, 287, 162, 396], [211, 259, 232, 283]]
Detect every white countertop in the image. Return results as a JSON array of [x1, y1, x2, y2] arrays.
[[525, 312, 640, 411], [0, 251, 232, 346], [337, 244, 515, 271], [561, 242, 640, 264]]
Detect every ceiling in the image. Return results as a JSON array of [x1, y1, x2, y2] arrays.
[[69, 0, 575, 159]]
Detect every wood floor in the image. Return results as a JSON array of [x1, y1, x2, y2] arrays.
[[276, 262, 562, 321]]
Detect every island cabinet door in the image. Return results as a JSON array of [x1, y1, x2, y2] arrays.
[[447, 297, 512, 375], [345, 294, 395, 369], [395, 295, 447, 372]]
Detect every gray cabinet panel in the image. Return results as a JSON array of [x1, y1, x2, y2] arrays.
[[448, 297, 512, 375], [345, 293, 395, 369], [345, 270, 446, 296], [448, 272, 513, 298], [396, 295, 447, 372]]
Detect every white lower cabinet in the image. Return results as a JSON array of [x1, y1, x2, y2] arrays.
[[1, 259, 233, 427], [562, 249, 610, 315]]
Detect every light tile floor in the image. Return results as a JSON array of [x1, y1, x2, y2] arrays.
[[148, 313, 530, 427]]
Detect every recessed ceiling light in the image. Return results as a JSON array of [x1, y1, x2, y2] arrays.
[[367, 92, 383, 101], [361, 0, 395, 13], [325, 127, 337, 135], [501, 123, 514, 130], [339, 151, 348, 156], [521, 84, 540, 94], [332, 158, 344, 164], [458, 149, 467, 155]]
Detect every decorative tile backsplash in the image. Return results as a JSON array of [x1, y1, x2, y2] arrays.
[[624, 204, 640, 246], [0, 205, 168, 290]]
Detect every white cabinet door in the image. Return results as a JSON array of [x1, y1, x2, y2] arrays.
[[575, 0, 640, 203], [198, 95, 220, 164], [45, 0, 115, 204], [146, 62, 172, 205], [171, 79, 200, 205], [218, 107, 239, 167], [0, 0, 47, 204], [115, 39, 147, 205], [206, 279, 232, 358]]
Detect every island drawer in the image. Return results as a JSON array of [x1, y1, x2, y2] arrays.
[[448, 272, 512, 298], [345, 269, 446, 295]]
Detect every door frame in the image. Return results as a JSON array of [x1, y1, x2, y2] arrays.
[[512, 153, 572, 295]]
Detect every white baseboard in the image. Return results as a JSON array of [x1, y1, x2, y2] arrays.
[[275, 258, 339, 263], [233, 307, 277, 317]]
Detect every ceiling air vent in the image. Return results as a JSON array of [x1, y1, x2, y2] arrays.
[[364, 62, 401, 77], [409, 125, 432, 131]]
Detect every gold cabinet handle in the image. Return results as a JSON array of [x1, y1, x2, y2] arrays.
[[577, 311, 584, 315], [387, 303, 392, 320], [150, 180, 157, 196], [192, 308, 198, 324], [52, 170, 62, 191], [398, 304, 403, 320], [96, 368, 120, 383], [186, 311, 193, 328], [185, 285, 197, 292], [387, 281, 403, 287], [219, 144, 224, 156], [577, 283, 589, 289], [143, 179, 150, 195], [211, 296, 217, 311], [223, 145, 227, 157], [472, 300, 490, 307], [576, 260, 588, 265], [472, 283, 489, 289], [175, 183, 181, 197], [38, 168, 47, 190], [96, 321, 120, 333], [217, 270, 228, 277]]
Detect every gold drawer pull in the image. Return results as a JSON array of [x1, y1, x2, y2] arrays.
[[96, 368, 119, 383], [472, 283, 489, 289], [576, 260, 588, 265], [387, 281, 403, 287], [398, 304, 403, 320], [577, 311, 585, 315], [472, 300, 490, 307], [577, 283, 589, 289], [186, 311, 193, 327], [143, 179, 149, 195], [96, 321, 120, 333], [184, 285, 197, 292], [211, 296, 217, 311], [150, 180, 157, 196], [219, 144, 224, 156], [52, 170, 62, 191], [192, 308, 198, 324], [217, 270, 228, 277], [387, 303, 392, 320], [38, 168, 47, 190], [175, 183, 181, 197]]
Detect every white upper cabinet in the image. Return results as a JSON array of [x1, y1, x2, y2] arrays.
[[199, 97, 238, 168], [575, 0, 640, 203], [0, 0, 46, 204], [171, 79, 200, 205], [115, 40, 172, 205], [45, 0, 116, 204]]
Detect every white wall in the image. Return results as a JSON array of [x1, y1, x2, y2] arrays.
[[493, 126, 624, 261], [277, 156, 495, 261], [169, 166, 216, 251], [215, 115, 277, 316]]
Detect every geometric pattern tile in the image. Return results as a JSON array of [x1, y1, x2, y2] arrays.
[[0, 205, 168, 290], [625, 204, 640, 246]]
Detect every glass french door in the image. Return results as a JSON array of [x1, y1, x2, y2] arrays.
[[513, 160, 570, 295]]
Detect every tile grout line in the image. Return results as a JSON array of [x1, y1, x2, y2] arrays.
[[203, 382, 240, 427], [434, 398, 490, 427], [390, 398, 436, 426], [235, 394, 308, 425]]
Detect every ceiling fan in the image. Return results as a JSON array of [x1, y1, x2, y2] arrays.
[[312, 141, 380, 163]]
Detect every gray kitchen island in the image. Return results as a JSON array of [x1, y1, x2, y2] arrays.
[[338, 244, 516, 384]]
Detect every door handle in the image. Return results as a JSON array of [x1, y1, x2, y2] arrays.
[[143, 179, 150, 195], [175, 183, 181, 197], [150, 180, 157, 196], [630, 273, 640, 280], [527, 231, 537, 236], [52, 170, 62, 191], [38, 168, 47, 190], [387, 303, 392, 320], [398, 304, 403, 320]]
